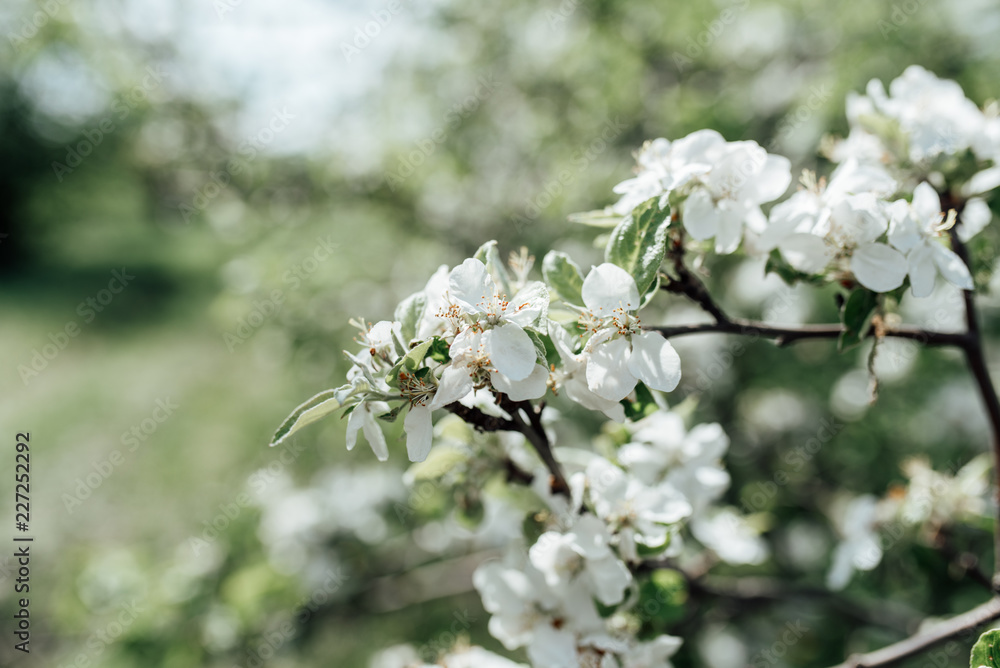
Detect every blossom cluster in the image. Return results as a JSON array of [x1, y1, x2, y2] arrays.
[[271, 65, 999, 668]]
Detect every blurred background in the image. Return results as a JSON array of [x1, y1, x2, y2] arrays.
[[2, 0, 1000, 665]]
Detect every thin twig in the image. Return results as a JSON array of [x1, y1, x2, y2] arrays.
[[828, 597, 1000, 668]]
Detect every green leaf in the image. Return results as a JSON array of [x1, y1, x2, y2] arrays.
[[567, 207, 623, 227], [542, 251, 586, 305], [970, 629, 1000, 668], [838, 288, 879, 352], [473, 240, 513, 297], [621, 382, 660, 421], [605, 198, 670, 295], [270, 388, 348, 447], [394, 292, 426, 344], [525, 328, 549, 363], [764, 249, 825, 287]]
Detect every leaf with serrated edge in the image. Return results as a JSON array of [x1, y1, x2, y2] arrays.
[[970, 629, 1000, 668], [605, 199, 670, 295]]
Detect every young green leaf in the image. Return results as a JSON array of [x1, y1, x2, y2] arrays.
[[542, 251, 586, 305], [473, 240, 514, 297], [838, 288, 879, 352], [270, 388, 347, 447], [605, 198, 670, 295], [970, 629, 1000, 668], [394, 292, 426, 344]]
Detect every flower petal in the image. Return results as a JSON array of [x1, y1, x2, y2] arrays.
[[930, 242, 973, 291], [360, 407, 388, 461], [505, 281, 549, 327], [484, 323, 537, 381], [430, 364, 475, 409], [850, 242, 907, 292], [911, 182, 942, 226], [681, 188, 719, 241], [448, 258, 494, 313], [492, 363, 549, 401], [959, 197, 992, 242], [778, 233, 832, 273], [587, 336, 637, 401], [713, 200, 745, 254], [626, 331, 681, 393], [403, 404, 433, 462], [582, 263, 640, 314], [907, 243, 937, 297]]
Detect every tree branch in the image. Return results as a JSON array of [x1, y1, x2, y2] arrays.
[[649, 318, 970, 348], [498, 397, 570, 496], [828, 597, 1000, 668], [942, 191, 1000, 589]]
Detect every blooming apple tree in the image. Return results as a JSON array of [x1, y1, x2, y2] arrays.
[[272, 66, 1000, 667]]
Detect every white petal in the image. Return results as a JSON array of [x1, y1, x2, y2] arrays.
[[582, 263, 640, 314], [743, 153, 792, 203], [911, 182, 942, 225], [907, 243, 937, 298], [345, 404, 365, 452], [959, 198, 992, 242], [360, 408, 388, 461], [587, 336, 637, 401], [431, 364, 475, 409], [492, 363, 549, 401], [850, 242, 907, 292], [563, 376, 626, 422], [527, 625, 579, 668], [449, 258, 494, 313], [505, 281, 549, 327], [778, 233, 832, 273], [713, 201, 745, 255], [626, 331, 681, 393], [586, 555, 632, 606], [681, 188, 719, 241], [964, 166, 1000, 196], [485, 323, 537, 381], [930, 242, 973, 291], [403, 405, 433, 462]]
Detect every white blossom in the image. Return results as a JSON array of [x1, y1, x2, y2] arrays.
[[579, 263, 681, 401]]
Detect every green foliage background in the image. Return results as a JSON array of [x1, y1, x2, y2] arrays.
[[1, 0, 1000, 666]]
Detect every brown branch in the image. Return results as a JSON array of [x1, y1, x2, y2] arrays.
[[445, 399, 568, 496], [655, 238, 969, 347], [828, 597, 1000, 668], [942, 191, 1000, 589], [498, 397, 570, 496], [650, 319, 970, 348]]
